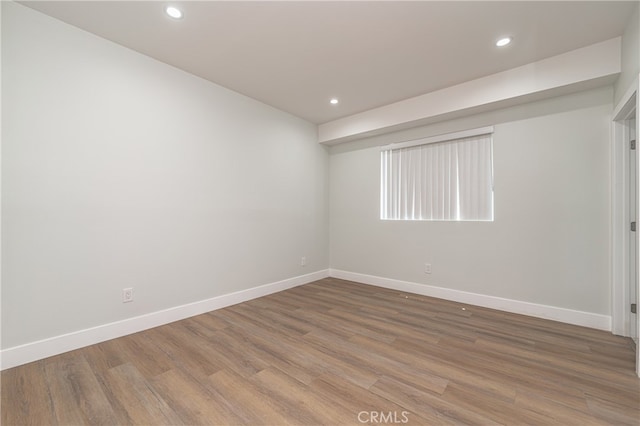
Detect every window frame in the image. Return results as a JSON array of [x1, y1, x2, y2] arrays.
[[380, 126, 494, 222]]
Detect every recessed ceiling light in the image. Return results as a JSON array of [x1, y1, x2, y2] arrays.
[[165, 6, 183, 19], [330, 98, 339, 105], [496, 37, 512, 47]]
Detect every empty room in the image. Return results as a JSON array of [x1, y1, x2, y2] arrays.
[[2, 1, 640, 425]]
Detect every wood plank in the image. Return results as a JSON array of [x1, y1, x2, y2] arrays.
[[44, 353, 119, 425], [349, 334, 517, 403], [249, 368, 348, 424], [144, 323, 222, 378], [150, 368, 244, 425], [514, 390, 607, 426], [2, 277, 639, 425], [213, 306, 380, 388], [115, 332, 176, 379], [201, 327, 272, 378], [101, 363, 183, 425], [309, 372, 429, 425], [1, 361, 55, 426], [303, 329, 450, 395], [206, 369, 297, 425], [370, 375, 500, 425], [441, 382, 555, 425]]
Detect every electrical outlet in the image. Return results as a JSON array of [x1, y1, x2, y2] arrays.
[[424, 263, 432, 274], [122, 288, 134, 303], [301, 256, 307, 267]]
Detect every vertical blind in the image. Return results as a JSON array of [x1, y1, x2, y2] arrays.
[[380, 129, 494, 221]]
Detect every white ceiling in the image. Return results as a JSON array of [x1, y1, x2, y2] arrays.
[[21, 1, 637, 124]]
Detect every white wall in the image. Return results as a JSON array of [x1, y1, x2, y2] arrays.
[[1, 2, 329, 350], [330, 87, 612, 318], [614, 3, 639, 105]]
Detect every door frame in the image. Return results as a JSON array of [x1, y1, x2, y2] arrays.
[[611, 77, 639, 376]]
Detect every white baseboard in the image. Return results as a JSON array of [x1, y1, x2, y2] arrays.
[[1, 269, 330, 371], [3, 268, 611, 370], [329, 269, 611, 331]]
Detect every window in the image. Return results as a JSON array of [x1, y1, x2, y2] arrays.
[[380, 127, 494, 221]]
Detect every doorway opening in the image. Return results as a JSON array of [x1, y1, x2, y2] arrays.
[[612, 88, 639, 376], [628, 112, 637, 343]]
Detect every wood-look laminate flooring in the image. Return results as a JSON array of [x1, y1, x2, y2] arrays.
[[3, 277, 639, 425]]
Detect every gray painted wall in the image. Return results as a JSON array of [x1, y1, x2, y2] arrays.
[[614, 3, 639, 105], [2, 2, 329, 349], [330, 88, 612, 315]]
